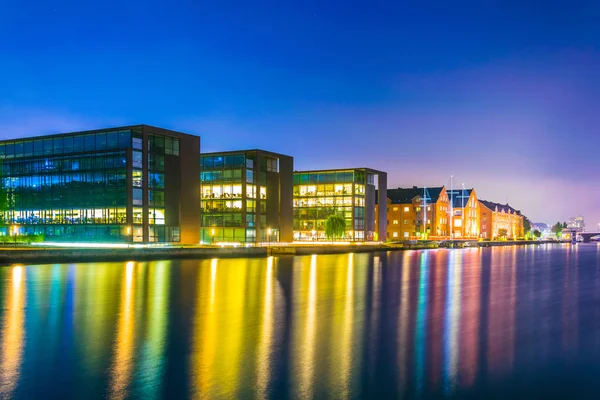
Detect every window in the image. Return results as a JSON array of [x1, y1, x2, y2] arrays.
[[266, 157, 279, 172], [132, 170, 143, 188], [403, 220, 408, 224], [246, 170, 254, 183], [133, 151, 143, 168], [392, 232, 399, 238], [404, 207, 409, 212], [149, 173, 164, 189], [393, 207, 398, 211], [132, 137, 142, 150], [133, 188, 143, 205], [393, 220, 399, 225]]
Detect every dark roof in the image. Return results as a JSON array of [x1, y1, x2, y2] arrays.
[[447, 189, 474, 208], [387, 186, 444, 204], [479, 199, 522, 215]]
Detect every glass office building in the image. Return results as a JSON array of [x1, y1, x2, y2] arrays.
[[0, 125, 201, 243], [200, 150, 293, 243], [293, 168, 387, 241]]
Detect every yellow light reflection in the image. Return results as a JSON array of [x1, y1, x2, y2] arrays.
[[210, 258, 217, 309], [110, 261, 136, 399], [192, 258, 250, 398], [0, 266, 26, 399], [257, 256, 274, 398], [299, 254, 318, 398], [141, 261, 170, 399], [339, 253, 354, 399]]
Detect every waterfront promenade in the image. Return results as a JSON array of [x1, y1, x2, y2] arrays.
[[0, 239, 566, 264]]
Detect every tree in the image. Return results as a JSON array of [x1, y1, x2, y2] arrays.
[[325, 214, 346, 240], [552, 221, 563, 238], [523, 217, 531, 235], [498, 228, 508, 238], [533, 229, 542, 239]]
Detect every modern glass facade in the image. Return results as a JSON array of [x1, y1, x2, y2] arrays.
[[200, 150, 293, 243], [0, 125, 201, 243], [293, 168, 387, 241]]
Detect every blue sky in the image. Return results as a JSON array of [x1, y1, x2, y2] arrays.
[[1, 0, 599, 225]]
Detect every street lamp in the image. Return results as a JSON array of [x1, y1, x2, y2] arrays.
[[211, 228, 215, 245], [312, 229, 316, 242], [267, 227, 272, 246]]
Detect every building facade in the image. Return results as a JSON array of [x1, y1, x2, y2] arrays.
[[0, 125, 201, 243], [447, 188, 480, 238], [293, 168, 387, 241], [382, 186, 450, 240], [200, 150, 293, 243], [479, 200, 524, 239]]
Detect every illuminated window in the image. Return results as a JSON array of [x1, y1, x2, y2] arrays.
[[454, 219, 462, 227], [132, 170, 142, 188], [393, 220, 399, 225], [404, 207, 409, 212], [393, 207, 398, 211], [392, 232, 399, 238]]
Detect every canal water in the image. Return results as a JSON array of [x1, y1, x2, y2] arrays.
[[1, 244, 600, 399]]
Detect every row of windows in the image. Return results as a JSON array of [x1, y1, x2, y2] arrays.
[[201, 185, 266, 199], [200, 166, 270, 185], [2, 153, 127, 176], [200, 227, 255, 242], [201, 213, 267, 228], [5, 225, 132, 241], [294, 184, 354, 196], [0, 131, 132, 160], [201, 154, 247, 169], [200, 199, 267, 214], [294, 197, 365, 207], [293, 171, 358, 185], [3, 170, 127, 190], [1, 208, 128, 225], [7, 190, 127, 208], [201, 169, 243, 183], [148, 134, 180, 156], [294, 209, 353, 220], [293, 230, 365, 240]]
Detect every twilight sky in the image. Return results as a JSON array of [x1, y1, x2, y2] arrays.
[[1, 1, 599, 226]]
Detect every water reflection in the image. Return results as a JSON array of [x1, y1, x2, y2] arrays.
[[110, 261, 136, 399], [0, 266, 25, 398], [0, 245, 600, 398]]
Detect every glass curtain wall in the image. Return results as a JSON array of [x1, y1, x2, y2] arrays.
[[293, 170, 368, 241], [0, 130, 131, 241]]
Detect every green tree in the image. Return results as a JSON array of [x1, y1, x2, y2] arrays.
[[533, 229, 542, 239], [325, 214, 346, 240], [523, 217, 531, 235], [552, 221, 563, 238]]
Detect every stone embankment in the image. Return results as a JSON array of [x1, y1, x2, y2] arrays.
[[0, 240, 571, 265]]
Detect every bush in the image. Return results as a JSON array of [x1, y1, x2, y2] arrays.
[[0, 233, 44, 244]]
